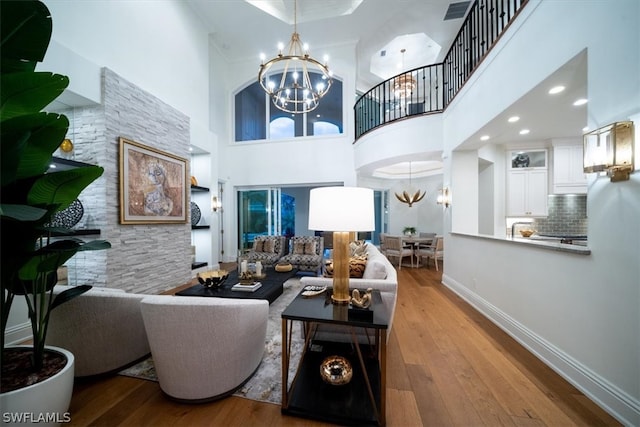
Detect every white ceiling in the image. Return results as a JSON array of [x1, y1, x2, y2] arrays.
[[186, 0, 467, 90], [460, 50, 588, 151]]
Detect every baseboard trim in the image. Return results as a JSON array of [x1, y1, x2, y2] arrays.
[[441, 273, 639, 426], [4, 321, 31, 345]]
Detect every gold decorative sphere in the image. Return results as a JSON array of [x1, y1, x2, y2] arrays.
[[60, 139, 74, 153]]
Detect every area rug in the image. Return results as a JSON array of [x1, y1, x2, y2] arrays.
[[118, 277, 305, 405]]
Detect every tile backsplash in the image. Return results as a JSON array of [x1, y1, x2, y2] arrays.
[[533, 194, 588, 235]]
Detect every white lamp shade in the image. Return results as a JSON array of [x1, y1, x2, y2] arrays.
[[308, 187, 375, 232]]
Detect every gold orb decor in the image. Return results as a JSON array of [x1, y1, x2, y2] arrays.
[[275, 262, 293, 273], [60, 138, 74, 153], [320, 355, 353, 386]]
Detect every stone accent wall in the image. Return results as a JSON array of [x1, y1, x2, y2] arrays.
[[533, 194, 588, 235], [54, 104, 108, 287], [59, 69, 192, 294], [103, 68, 191, 293]]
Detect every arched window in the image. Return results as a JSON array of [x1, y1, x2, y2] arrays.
[[235, 74, 343, 142], [269, 117, 295, 140]]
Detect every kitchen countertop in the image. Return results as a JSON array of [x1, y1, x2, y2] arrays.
[[451, 232, 591, 255]]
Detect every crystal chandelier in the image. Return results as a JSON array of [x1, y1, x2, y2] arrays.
[[395, 161, 425, 207], [393, 49, 416, 99], [258, 0, 332, 114]]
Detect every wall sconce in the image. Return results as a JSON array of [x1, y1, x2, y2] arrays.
[[436, 187, 451, 208], [212, 196, 222, 212], [583, 121, 635, 182]]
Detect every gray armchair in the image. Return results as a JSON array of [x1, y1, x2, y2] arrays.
[[279, 235, 324, 273], [245, 235, 286, 266], [46, 286, 150, 377]]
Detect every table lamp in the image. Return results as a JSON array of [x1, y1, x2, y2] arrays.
[[308, 187, 375, 304]]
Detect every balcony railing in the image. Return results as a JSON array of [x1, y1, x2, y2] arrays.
[[354, 0, 528, 141]]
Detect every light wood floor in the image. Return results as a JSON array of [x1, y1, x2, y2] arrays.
[[67, 266, 620, 426]]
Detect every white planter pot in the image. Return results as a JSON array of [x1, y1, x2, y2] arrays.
[[1, 346, 74, 426]]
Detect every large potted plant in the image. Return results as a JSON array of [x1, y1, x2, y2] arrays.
[[1, 0, 110, 421]]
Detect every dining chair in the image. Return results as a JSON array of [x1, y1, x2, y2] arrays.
[[378, 233, 388, 256], [416, 236, 444, 271], [416, 232, 437, 250], [384, 235, 414, 269]]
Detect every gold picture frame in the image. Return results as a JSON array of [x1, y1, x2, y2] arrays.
[[119, 137, 188, 224]]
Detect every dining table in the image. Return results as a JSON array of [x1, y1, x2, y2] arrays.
[[401, 235, 434, 267]]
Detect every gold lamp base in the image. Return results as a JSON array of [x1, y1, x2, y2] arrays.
[[331, 294, 351, 304], [331, 231, 351, 305]]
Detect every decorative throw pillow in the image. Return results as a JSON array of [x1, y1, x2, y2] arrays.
[[349, 240, 367, 257], [304, 241, 317, 255], [323, 255, 368, 278], [293, 241, 306, 255], [263, 239, 275, 253], [349, 255, 367, 278], [253, 240, 264, 252], [323, 259, 334, 277]]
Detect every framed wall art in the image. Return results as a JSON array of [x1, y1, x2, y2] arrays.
[[119, 137, 188, 224]]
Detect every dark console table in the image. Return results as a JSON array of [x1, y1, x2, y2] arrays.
[[281, 288, 388, 426], [175, 268, 297, 304]]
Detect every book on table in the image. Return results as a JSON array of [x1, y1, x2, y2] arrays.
[[231, 282, 262, 292]]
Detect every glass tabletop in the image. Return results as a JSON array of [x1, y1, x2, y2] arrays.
[[281, 288, 389, 329]]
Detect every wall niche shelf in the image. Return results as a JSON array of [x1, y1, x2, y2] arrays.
[[48, 157, 102, 237], [190, 185, 210, 192], [192, 225, 210, 230], [51, 229, 101, 237], [49, 156, 96, 171], [191, 261, 208, 270]]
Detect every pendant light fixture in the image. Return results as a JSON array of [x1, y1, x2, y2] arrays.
[[258, 0, 333, 114], [393, 49, 416, 99], [395, 161, 425, 207]]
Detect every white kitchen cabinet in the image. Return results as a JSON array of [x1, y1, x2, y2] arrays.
[[553, 145, 587, 194], [507, 169, 548, 216], [507, 149, 548, 217]]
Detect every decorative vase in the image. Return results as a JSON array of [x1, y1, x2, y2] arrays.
[[320, 355, 353, 386], [0, 346, 74, 427]]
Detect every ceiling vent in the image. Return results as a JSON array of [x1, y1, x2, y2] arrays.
[[444, 1, 470, 20]]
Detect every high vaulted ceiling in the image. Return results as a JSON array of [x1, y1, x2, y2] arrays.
[[185, 0, 587, 179], [186, 0, 469, 91]]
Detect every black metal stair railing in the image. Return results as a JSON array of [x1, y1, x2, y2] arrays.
[[354, 0, 528, 141]]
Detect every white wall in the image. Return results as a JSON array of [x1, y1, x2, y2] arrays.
[[358, 174, 445, 236], [442, 1, 640, 424], [42, 0, 211, 128], [211, 41, 360, 260]]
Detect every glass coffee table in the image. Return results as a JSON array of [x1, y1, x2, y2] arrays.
[[281, 288, 388, 426], [175, 268, 297, 304]]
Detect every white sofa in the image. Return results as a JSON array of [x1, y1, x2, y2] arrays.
[[299, 243, 398, 340], [46, 285, 150, 377], [139, 295, 269, 402]]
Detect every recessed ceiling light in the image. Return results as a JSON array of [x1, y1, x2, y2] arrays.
[[519, 129, 530, 135], [507, 116, 520, 123], [548, 85, 565, 94], [189, 147, 193, 152], [573, 98, 588, 106], [480, 135, 490, 141], [582, 126, 589, 132]]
